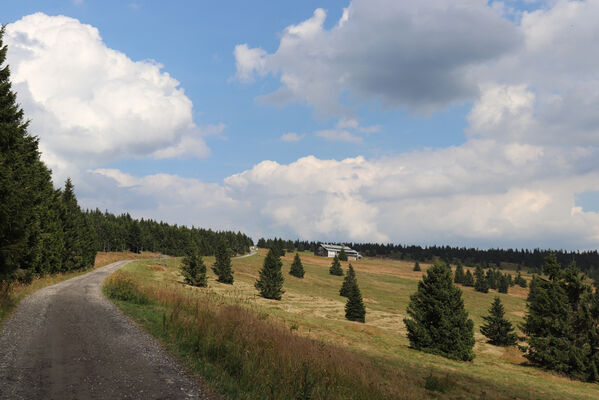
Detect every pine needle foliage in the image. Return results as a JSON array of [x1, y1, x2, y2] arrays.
[[463, 270, 475, 287], [404, 263, 475, 361], [522, 254, 599, 382], [474, 265, 489, 293], [454, 262, 465, 284], [340, 263, 357, 297], [480, 297, 517, 346], [212, 240, 233, 284], [498, 274, 509, 294], [345, 273, 365, 323], [289, 252, 305, 278], [181, 249, 207, 287], [338, 248, 348, 261], [329, 254, 343, 276], [255, 248, 285, 300], [413, 261, 421, 272]]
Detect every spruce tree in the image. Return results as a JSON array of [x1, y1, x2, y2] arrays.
[[480, 297, 517, 346], [329, 254, 343, 276], [454, 262, 465, 284], [522, 255, 599, 381], [180, 248, 207, 287], [474, 265, 489, 293], [498, 274, 509, 294], [515, 272, 527, 288], [340, 263, 357, 297], [413, 261, 421, 272], [60, 179, 90, 271], [463, 270, 475, 287], [338, 248, 348, 261], [404, 263, 475, 361], [212, 240, 233, 284], [345, 272, 365, 323], [486, 269, 497, 290], [0, 27, 66, 280], [289, 252, 305, 278], [255, 248, 285, 300]]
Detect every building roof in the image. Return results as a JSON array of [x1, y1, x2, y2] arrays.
[[320, 243, 359, 254]]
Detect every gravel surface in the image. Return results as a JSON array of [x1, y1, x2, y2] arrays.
[[0, 261, 206, 399]]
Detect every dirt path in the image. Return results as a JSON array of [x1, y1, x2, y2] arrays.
[[0, 261, 206, 399]]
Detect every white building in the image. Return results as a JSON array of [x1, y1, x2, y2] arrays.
[[314, 244, 361, 260]]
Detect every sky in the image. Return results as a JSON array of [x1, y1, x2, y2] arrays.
[[2, 0, 599, 250]]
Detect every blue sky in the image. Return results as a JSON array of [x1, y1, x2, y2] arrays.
[[3, 0, 599, 249]]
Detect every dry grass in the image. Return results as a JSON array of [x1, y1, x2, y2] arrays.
[[94, 251, 162, 268], [109, 253, 599, 400]]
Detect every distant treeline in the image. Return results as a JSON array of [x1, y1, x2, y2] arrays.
[[86, 209, 253, 257], [256, 238, 599, 280]]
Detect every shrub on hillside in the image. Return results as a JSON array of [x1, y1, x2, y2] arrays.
[[329, 255, 343, 276]]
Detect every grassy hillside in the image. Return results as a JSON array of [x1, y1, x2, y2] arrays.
[[108, 250, 599, 399]]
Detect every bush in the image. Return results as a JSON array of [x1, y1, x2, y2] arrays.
[[104, 271, 149, 304]]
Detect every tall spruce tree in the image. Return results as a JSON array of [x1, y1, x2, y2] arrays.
[[404, 263, 475, 361], [255, 248, 285, 300], [522, 255, 599, 381], [463, 270, 475, 287], [480, 297, 517, 346], [329, 254, 343, 276], [0, 27, 66, 281], [345, 274, 366, 323], [515, 272, 527, 288], [338, 248, 348, 261], [498, 274, 509, 294], [289, 252, 305, 278], [413, 261, 421, 272], [212, 240, 233, 284], [60, 179, 92, 271], [180, 248, 207, 287], [486, 269, 498, 290], [474, 265, 489, 293], [340, 263, 357, 297], [454, 262, 465, 284]]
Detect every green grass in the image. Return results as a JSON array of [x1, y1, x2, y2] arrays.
[[106, 251, 599, 399]]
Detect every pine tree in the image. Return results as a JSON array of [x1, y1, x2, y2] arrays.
[[486, 268, 497, 290], [463, 270, 475, 287], [255, 248, 285, 300], [338, 248, 348, 261], [480, 297, 517, 346], [329, 254, 343, 276], [404, 263, 475, 361], [180, 248, 207, 287], [212, 240, 233, 284], [289, 252, 305, 278], [474, 265, 489, 293], [413, 261, 421, 272], [522, 255, 599, 381], [498, 274, 509, 294], [344, 271, 365, 323], [515, 272, 527, 288], [340, 263, 357, 297], [60, 179, 90, 271], [454, 262, 465, 284]]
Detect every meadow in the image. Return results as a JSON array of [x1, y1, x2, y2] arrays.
[[105, 250, 599, 399]]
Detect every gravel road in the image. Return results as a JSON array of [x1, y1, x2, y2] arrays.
[[0, 261, 206, 399]]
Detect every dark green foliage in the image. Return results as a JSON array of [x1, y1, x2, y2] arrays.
[[515, 272, 527, 288], [498, 274, 509, 294], [486, 268, 498, 290], [404, 263, 475, 361], [344, 271, 365, 323], [289, 252, 305, 278], [181, 249, 207, 287], [474, 265, 489, 293], [522, 254, 599, 381], [507, 273, 514, 287], [255, 249, 285, 300], [86, 209, 253, 256], [338, 248, 348, 262], [454, 262, 465, 284], [0, 29, 95, 283], [340, 263, 357, 297], [212, 240, 233, 284], [413, 261, 421, 272], [480, 297, 517, 346], [463, 270, 475, 287], [329, 255, 343, 276]]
